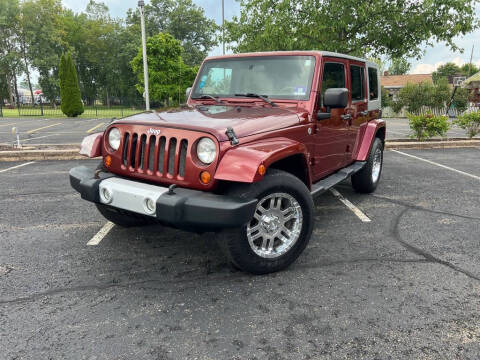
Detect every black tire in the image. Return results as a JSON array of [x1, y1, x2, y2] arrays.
[[351, 137, 384, 193], [216, 169, 314, 274], [94, 161, 156, 228]]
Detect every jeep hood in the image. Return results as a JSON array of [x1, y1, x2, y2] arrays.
[[114, 105, 302, 142]]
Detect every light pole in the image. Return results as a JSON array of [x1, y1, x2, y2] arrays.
[[222, 0, 225, 55], [138, 0, 150, 111]]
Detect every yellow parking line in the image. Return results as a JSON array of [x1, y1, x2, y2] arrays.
[[0, 122, 16, 127], [26, 122, 62, 134], [87, 122, 105, 133]]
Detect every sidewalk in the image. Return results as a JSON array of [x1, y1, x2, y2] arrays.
[[385, 117, 479, 140]]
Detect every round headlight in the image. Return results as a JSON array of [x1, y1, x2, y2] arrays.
[[197, 137, 216, 164], [108, 127, 121, 151]]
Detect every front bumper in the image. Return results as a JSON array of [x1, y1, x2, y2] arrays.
[[69, 166, 257, 231]]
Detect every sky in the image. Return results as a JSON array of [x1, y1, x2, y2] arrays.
[[58, 0, 480, 75]]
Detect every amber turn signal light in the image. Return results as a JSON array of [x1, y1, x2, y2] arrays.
[[200, 171, 211, 184], [104, 155, 112, 167], [258, 164, 266, 176]]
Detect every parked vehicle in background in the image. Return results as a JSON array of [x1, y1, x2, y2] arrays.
[[70, 51, 385, 274]]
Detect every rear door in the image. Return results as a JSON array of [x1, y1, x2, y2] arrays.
[[312, 58, 351, 180], [345, 61, 368, 164]]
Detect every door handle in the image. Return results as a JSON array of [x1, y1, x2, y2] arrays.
[[341, 114, 352, 121], [360, 111, 369, 116]]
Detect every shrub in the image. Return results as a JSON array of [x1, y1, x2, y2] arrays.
[[59, 52, 84, 117], [451, 86, 469, 114], [454, 111, 480, 138], [398, 82, 433, 114], [408, 112, 450, 140], [381, 86, 391, 108]]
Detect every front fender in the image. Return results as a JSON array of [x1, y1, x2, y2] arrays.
[[215, 137, 309, 183], [352, 119, 386, 161], [79, 132, 103, 158]]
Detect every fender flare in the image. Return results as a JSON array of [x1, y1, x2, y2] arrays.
[[215, 137, 310, 184], [352, 119, 386, 161], [80, 132, 103, 158]]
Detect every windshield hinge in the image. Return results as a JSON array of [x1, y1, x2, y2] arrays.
[[225, 127, 239, 146]]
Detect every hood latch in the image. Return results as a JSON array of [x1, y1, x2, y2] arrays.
[[225, 127, 239, 146]]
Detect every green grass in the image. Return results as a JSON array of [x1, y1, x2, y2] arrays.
[[0, 106, 144, 119]]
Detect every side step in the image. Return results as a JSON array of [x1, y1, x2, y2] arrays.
[[311, 161, 366, 198]]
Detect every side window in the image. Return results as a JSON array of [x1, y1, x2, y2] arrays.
[[368, 67, 379, 100], [350, 65, 365, 102], [322, 62, 345, 94]]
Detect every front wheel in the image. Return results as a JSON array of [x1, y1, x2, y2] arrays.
[[351, 137, 384, 193], [217, 169, 314, 274]]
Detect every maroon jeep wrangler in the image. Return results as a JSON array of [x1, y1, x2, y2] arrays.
[[70, 51, 385, 274]]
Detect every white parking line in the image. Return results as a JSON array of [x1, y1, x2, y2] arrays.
[[26, 122, 62, 134], [392, 150, 480, 181], [22, 134, 59, 142], [0, 161, 35, 174], [0, 122, 16, 127], [87, 122, 105, 133], [329, 188, 371, 222], [87, 221, 115, 246]]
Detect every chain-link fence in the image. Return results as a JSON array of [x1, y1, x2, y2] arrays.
[[1, 95, 145, 119]]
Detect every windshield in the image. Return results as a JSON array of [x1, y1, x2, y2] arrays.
[[192, 56, 316, 101]]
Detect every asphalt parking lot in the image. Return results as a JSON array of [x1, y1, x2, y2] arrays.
[[0, 117, 478, 146], [1, 148, 479, 359]]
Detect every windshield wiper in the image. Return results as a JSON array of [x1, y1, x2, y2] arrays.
[[195, 94, 225, 104], [234, 93, 277, 107]]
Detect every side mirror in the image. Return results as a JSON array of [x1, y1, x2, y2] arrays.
[[324, 88, 348, 108], [185, 87, 192, 99]]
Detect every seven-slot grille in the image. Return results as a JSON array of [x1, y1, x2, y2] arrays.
[[121, 131, 188, 178]]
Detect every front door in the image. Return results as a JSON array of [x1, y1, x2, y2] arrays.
[[312, 58, 350, 180]]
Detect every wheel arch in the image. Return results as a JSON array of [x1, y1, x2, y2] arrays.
[[352, 119, 386, 161], [214, 137, 311, 187], [268, 153, 311, 188]]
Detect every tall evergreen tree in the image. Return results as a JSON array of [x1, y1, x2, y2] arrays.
[[59, 52, 84, 117]]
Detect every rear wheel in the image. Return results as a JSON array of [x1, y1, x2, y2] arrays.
[[217, 169, 314, 274], [351, 137, 384, 193]]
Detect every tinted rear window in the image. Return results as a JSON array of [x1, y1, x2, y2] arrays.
[[350, 65, 365, 101], [368, 67, 379, 100]]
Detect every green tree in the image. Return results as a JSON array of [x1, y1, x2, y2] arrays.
[[395, 82, 433, 114], [131, 33, 197, 106], [460, 63, 480, 77], [450, 86, 469, 113], [126, 0, 217, 66], [59, 52, 84, 117], [225, 0, 478, 58], [0, 0, 22, 104], [21, 0, 67, 102], [381, 86, 391, 108], [388, 58, 411, 75], [432, 62, 461, 83]]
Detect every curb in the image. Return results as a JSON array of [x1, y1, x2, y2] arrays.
[[0, 149, 86, 162], [386, 140, 480, 150], [0, 139, 479, 162]]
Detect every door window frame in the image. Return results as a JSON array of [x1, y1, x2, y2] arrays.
[[349, 63, 366, 104], [317, 58, 349, 110]]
